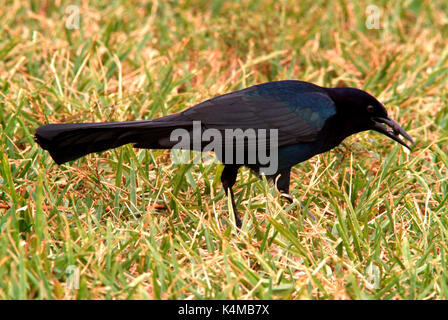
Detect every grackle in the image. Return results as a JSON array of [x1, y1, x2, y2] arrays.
[[35, 80, 415, 228]]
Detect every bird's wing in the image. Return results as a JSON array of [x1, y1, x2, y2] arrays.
[[179, 81, 336, 147]]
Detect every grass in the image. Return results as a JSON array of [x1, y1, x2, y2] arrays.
[[0, 0, 447, 299]]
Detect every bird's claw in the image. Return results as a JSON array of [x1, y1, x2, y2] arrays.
[[278, 193, 317, 221], [280, 192, 294, 203]]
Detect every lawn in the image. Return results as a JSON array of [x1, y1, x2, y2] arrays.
[[0, 0, 447, 299]]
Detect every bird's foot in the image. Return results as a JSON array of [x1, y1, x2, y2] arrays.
[[298, 202, 317, 222], [280, 192, 294, 204], [278, 193, 317, 221]]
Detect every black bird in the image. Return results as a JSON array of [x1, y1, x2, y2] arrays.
[[35, 80, 414, 228]]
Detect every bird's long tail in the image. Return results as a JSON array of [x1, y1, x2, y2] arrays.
[[35, 119, 189, 165]]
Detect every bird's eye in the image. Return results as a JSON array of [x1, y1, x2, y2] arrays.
[[367, 105, 374, 113]]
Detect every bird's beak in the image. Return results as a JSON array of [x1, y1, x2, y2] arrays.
[[371, 117, 415, 150]]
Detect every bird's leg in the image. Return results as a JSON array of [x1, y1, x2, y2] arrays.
[[275, 168, 317, 221], [275, 168, 293, 203], [221, 165, 242, 228]]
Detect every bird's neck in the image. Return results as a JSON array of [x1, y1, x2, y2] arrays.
[[318, 116, 348, 152], [318, 118, 365, 156]]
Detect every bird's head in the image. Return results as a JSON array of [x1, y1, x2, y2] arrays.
[[327, 87, 415, 150]]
